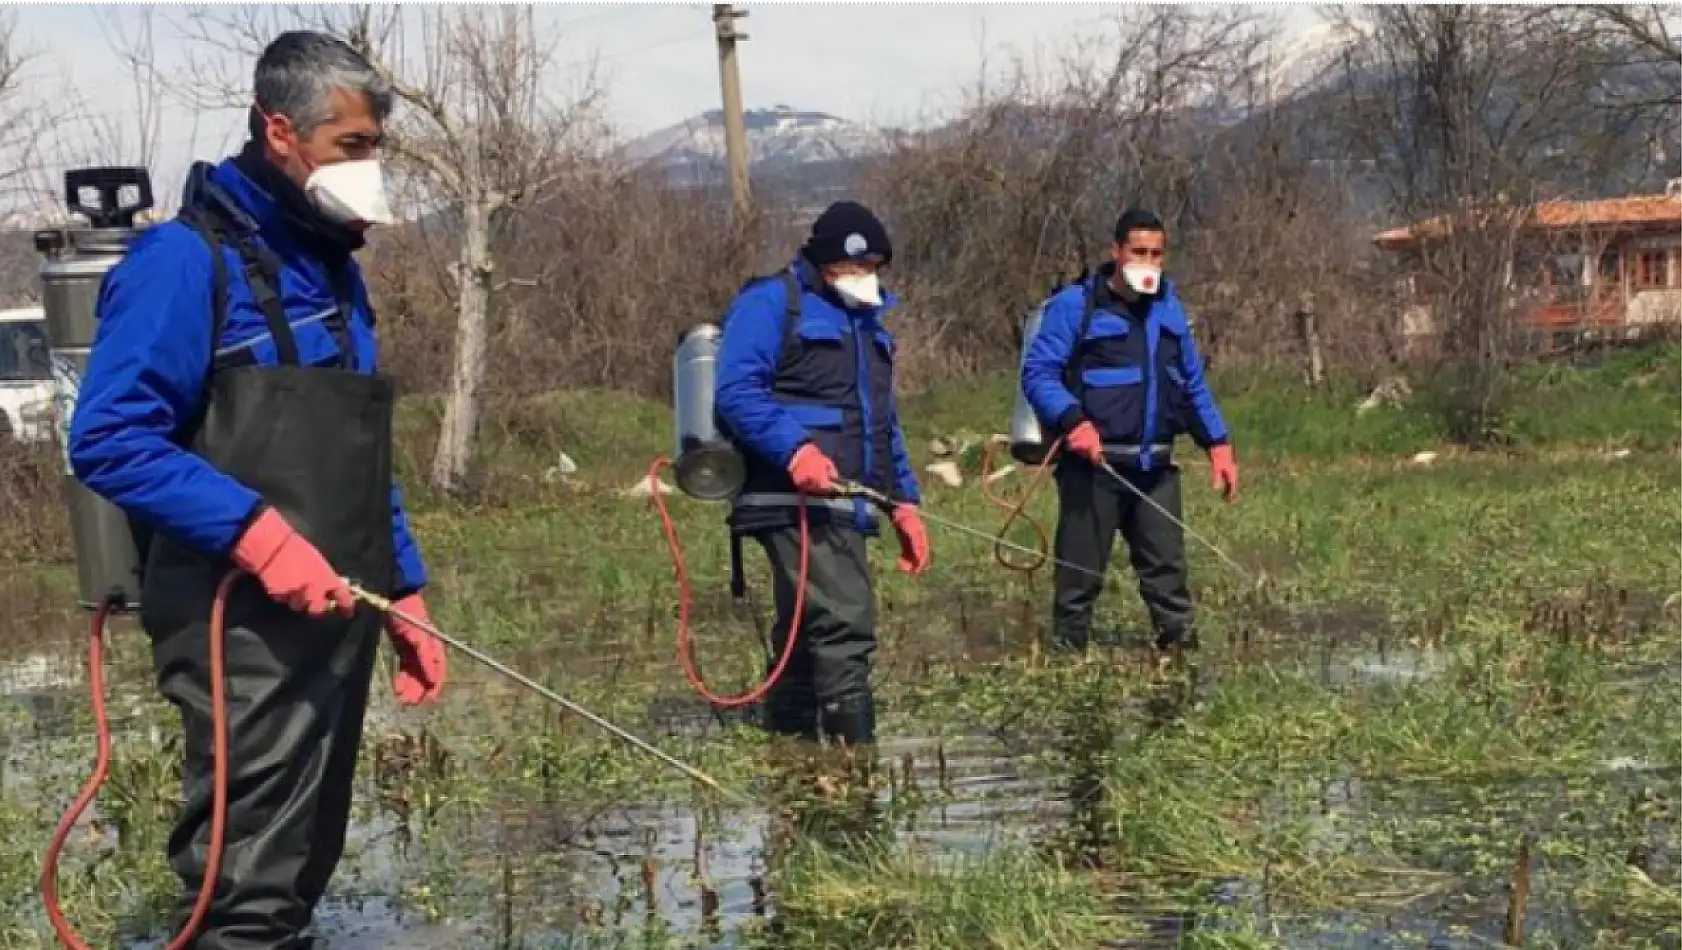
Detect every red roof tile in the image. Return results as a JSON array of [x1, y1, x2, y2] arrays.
[[1375, 193, 1682, 248]]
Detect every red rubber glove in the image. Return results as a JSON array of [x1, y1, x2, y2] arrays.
[[1066, 421, 1105, 464], [1209, 443, 1238, 503], [385, 594, 447, 706], [788, 443, 839, 495], [890, 505, 931, 576], [229, 507, 355, 618]]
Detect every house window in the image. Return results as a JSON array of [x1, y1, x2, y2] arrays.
[[1633, 249, 1672, 289]]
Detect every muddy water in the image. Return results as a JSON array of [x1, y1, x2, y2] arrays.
[[4, 631, 1677, 950]]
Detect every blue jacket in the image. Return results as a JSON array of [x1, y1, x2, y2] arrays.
[[67, 156, 427, 593], [714, 255, 920, 534], [1022, 264, 1228, 472]]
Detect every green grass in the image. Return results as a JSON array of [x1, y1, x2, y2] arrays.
[[899, 341, 1681, 461], [1, 347, 1678, 949]]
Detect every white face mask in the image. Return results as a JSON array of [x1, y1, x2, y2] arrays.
[[831, 272, 882, 308], [303, 159, 394, 228], [1122, 263, 1162, 295]]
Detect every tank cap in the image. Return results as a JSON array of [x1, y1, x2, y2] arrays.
[[64, 166, 154, 229]]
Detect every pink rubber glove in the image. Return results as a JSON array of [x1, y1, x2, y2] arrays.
[[1066, 421, 1105, 464], [385, 594, 447, 706], [890, 506, 931, 576], [1209, 443, 1238, 503], [788, 443, 840, 495], [230, 508, 355, 618]]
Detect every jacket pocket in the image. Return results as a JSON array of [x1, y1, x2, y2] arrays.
[[1079, 365, 1145, 443], [779, 401, 844, 430]]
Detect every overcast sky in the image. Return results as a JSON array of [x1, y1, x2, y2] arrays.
[[7, 3, 1326, 212]]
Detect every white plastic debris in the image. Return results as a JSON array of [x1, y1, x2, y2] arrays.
[[1605, 448, 1632, 461], [543, 451, 580, 483], [985, 463, 1018, 484], [1357, 377, 1413, 415], [1408, 450, 1438, 467], [623, 476, 674, 497], [924, 460, 963, 488]]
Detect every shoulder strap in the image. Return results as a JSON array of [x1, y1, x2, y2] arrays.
[[775, 271, 802, 362], [1063, 275, 1102, 400], [324, 262, 358, 370], [177, 202, 301, 367], [175, 207, 232, 371]]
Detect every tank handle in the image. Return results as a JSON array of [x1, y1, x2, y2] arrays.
[[64, 167, 154, 229]]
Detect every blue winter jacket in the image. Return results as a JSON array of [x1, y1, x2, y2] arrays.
[[1022, 264, 1228, 472], [714, 255, 920, 535], [66, 156, 427, 593]]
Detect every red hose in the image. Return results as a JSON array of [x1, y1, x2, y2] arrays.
[[977, 435, 1066, 573], [649, 458, 810, 710], [43, 570, 236, 950]]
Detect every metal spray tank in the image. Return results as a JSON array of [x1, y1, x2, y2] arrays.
[[34, 167, 156, 612], [1007, 302, 1051, 466], [670, 322, 745, 502]]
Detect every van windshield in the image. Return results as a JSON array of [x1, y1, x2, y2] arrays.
[[0, 321, 50, 381]]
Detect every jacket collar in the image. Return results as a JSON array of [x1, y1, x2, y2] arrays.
[[207, 156, 291, 248]]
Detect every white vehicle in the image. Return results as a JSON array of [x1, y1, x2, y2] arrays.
[[0, 306, 55, 444]]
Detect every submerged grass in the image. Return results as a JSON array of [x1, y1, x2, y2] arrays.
[[0, 347, 1678, 948], [762, 842, 1115, 950]]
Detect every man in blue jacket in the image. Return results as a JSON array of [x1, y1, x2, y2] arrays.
[[714, 201, 930, 747], [1021, 208, 1239, 655], [67, 31, 445, 948]]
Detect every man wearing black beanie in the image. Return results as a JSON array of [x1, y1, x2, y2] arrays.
[[1020, 207, 1239, 655], [712, 200, 929, 748]]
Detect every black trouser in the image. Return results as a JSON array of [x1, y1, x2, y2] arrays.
[[1049, 461, 1194, 652], [143, 571, 382, 950], [753, 522, 877, 745]]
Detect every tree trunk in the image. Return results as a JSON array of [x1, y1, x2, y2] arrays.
[[430, 197, 494, 495], [1296, 291, 1326, 389]]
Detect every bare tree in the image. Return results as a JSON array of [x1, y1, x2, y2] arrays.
[[859, 6, 1275, 390], [165, 4, 609, 495], [356, 7, 607, 495], [1583, 4, 1682, 65], [24, 8, 193, 224], [0, 11, 59, 221], [1329, 5, 1654, 442], [94, 8, 171, 195]]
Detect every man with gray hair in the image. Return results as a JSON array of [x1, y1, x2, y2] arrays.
[[68, 30, 444, 948]]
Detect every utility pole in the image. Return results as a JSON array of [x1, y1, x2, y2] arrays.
[[712, 3, 752, 220]]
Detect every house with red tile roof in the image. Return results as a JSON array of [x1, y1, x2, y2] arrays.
[[1374, 181, 1682, 351]]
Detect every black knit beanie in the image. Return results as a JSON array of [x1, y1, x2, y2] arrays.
[[801, 200, 892, 268]]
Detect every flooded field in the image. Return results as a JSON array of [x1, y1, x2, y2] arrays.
[[2, 427, 1679, 948], [4, 601, 1676, 949]]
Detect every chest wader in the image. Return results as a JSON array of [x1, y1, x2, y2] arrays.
[[138, 204, 397, 949], [724, 275, 885, 749]]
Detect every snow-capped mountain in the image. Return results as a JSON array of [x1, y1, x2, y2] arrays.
[[1261, 21, 1362, 103], [624, 104, 897, 181]]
